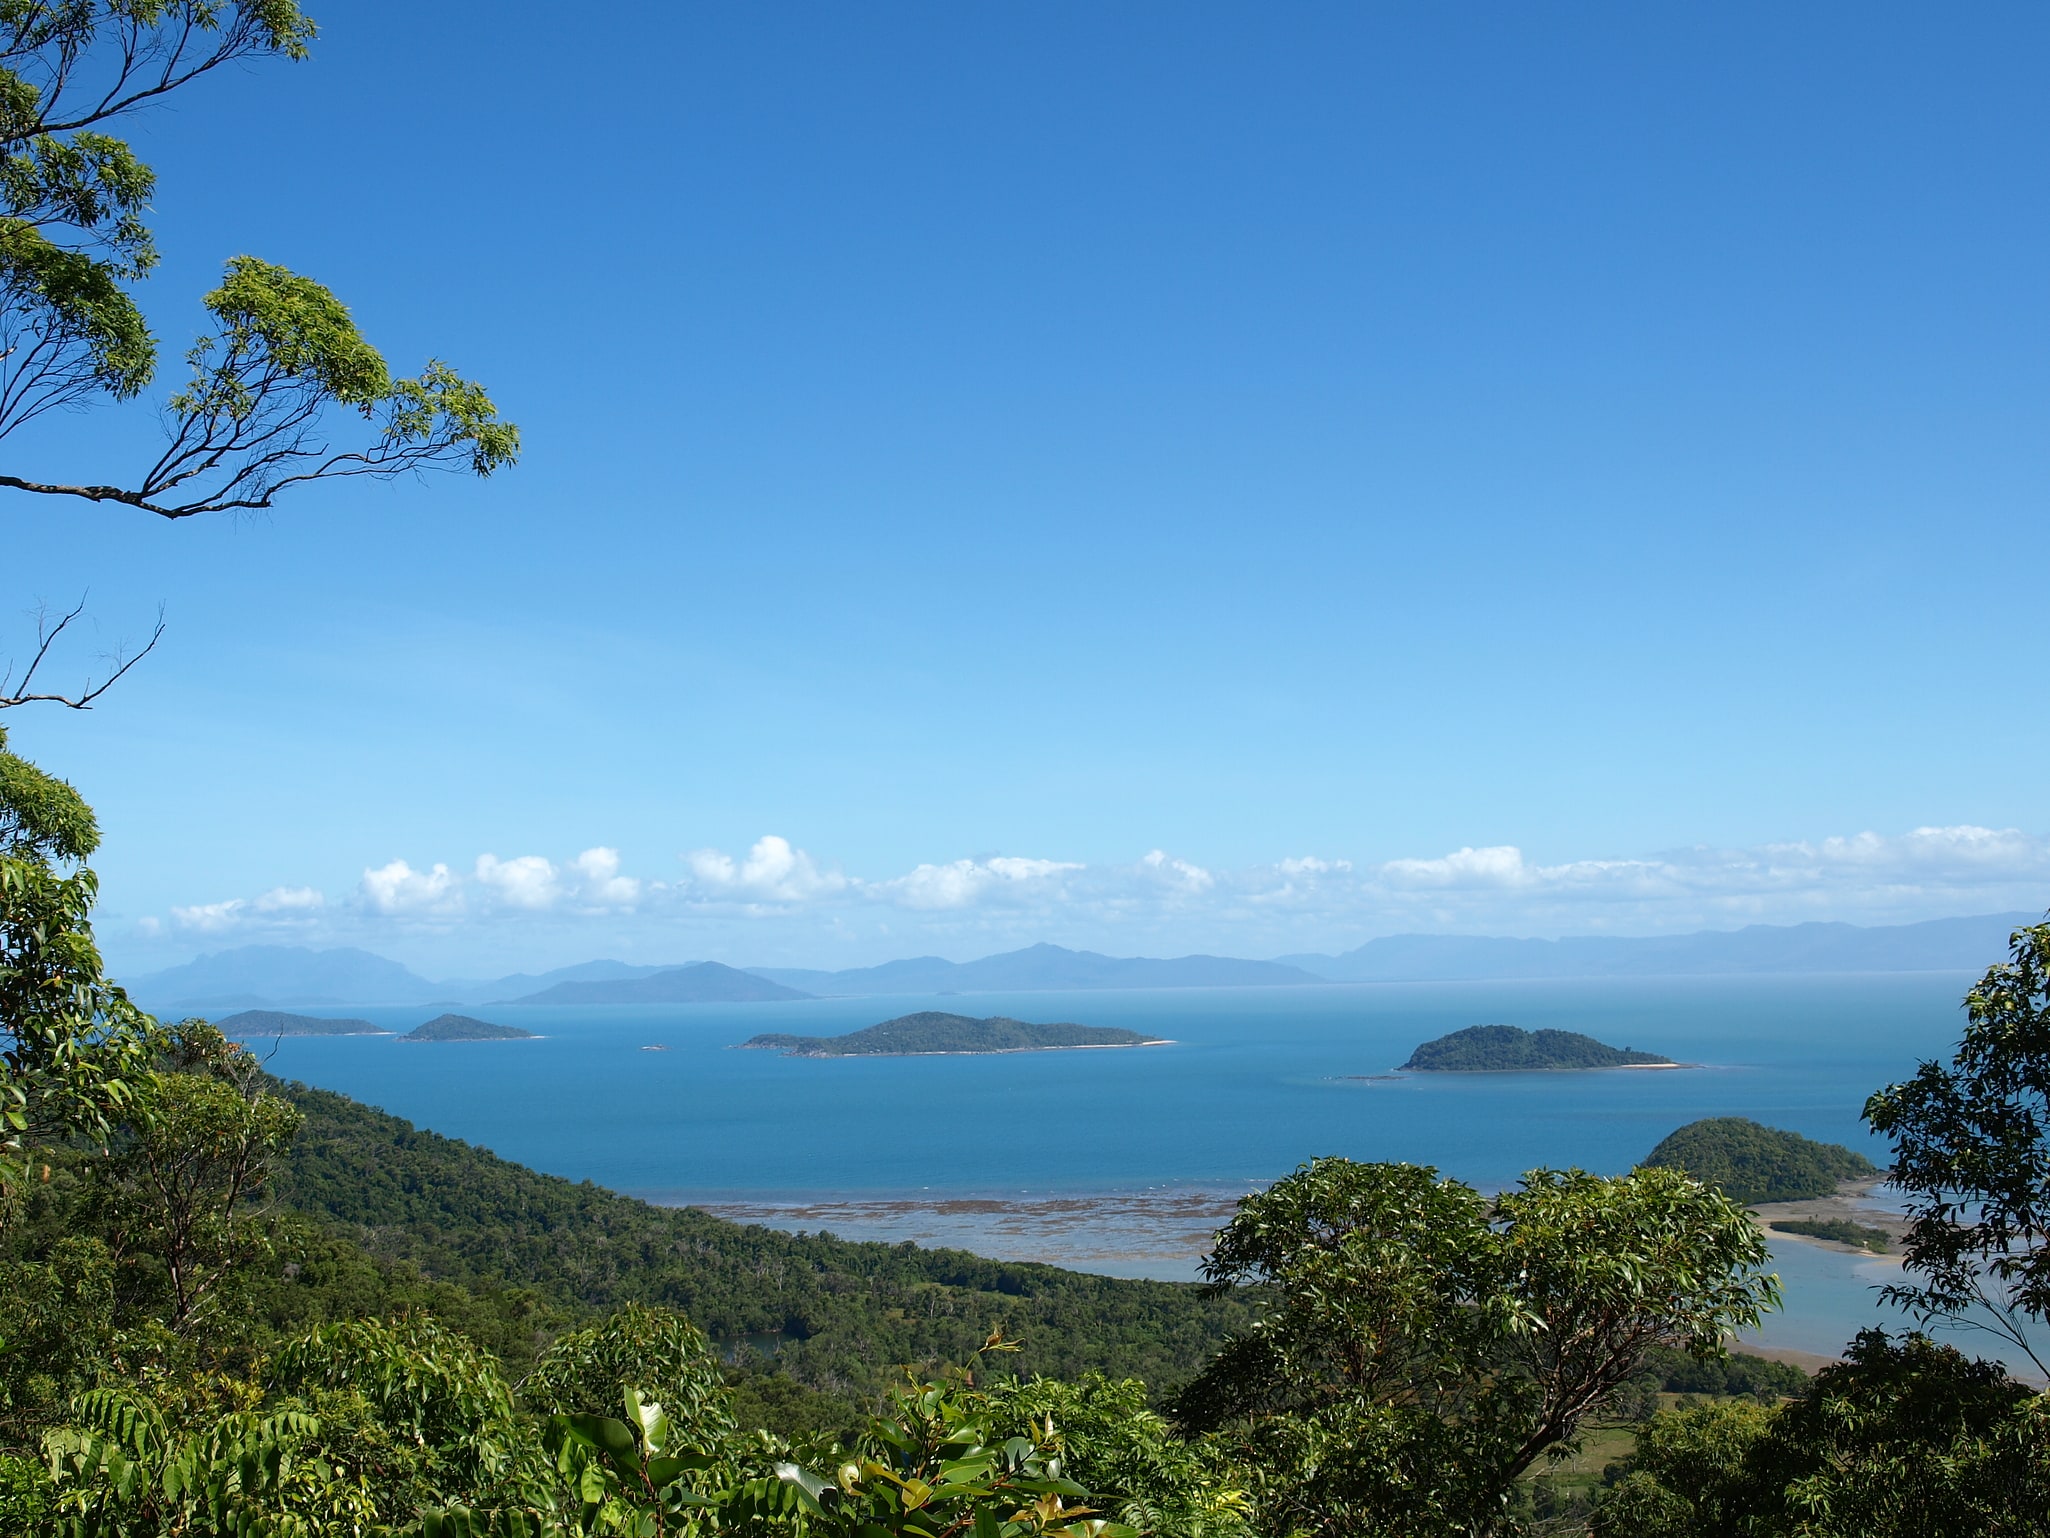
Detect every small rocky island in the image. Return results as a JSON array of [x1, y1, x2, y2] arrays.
[[215, 1009, 387, 1037], [399, 1013, 537, 1043], [1401, 1024, 1674, 1072], [740, 1011, 1167, 1057]]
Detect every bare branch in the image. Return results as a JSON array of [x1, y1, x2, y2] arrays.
[[0, 596, 164, 708]]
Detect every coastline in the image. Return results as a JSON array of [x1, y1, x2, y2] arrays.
[[1748, 1176, 1907, 1257]]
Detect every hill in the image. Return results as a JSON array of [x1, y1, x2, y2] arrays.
[[129, 944, 451, 1009], [129, 945, 700, 1010], [509, 961, 813, 1005], [1642, 1117, 1878, 1204], [216, 1009, 387, 1037], [1284, 912, 2033, 982], [400, 1013, 537, 1042], [741, 1012, 1166, 1056], [269, 1080, 1252, 1400], [749, 942, 1322, 995], [1401, 1024, 1673, 1071]]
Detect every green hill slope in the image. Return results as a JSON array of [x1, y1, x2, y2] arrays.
[[1641, 1117, 1878, 1204], [271, 1082, 1249, 1399]]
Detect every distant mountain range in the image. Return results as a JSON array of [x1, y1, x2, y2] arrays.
[[1277, 913, 2036, 981], [129, 946, 699, 1011], [504, 962, 811, 1006], [124, 913, 2036, 1012], [748, 943, 1323, 995]]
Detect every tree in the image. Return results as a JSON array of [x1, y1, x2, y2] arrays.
[[1171, 1158, 1778, 1538], [1594, 1330, 2050, 1538], [1865, 918, 2050, 1373], [88, 1020, 301, 1335], [0, 3, 517, 707], [0, 724, 160, 1226]]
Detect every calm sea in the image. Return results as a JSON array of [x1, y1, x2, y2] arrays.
[[241, 972, 2038, 1376]]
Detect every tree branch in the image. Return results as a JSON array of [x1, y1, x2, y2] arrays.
[[0, 596, 163, 707]]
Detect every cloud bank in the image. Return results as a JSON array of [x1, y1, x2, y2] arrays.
[[134, 822, 2050, 969]]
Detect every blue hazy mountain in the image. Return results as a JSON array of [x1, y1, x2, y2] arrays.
[[506, 961, 813, 1005], [129, 946, 449, 1009], [1279, 912, 2037, 982], [128, 947, 695, 1011], [747, 942, 1325, 995]]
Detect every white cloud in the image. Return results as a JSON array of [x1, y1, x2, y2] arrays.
[[882, 855, 1082, 910], [1278, 856, 1352, 876], [474, 853, 559, 909], [169, 884, 328, 933], [685, 835, 848, 904], [571, 846, 641, 906], [360, 858, 460, 915], [1380, 845, 1543, 887], [145, 824, 2050, 964], [253, 885, 325, 913], [1142, 848, 1215, 893]]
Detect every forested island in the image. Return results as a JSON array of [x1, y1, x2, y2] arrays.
[[740, 1011, 1167, 1056], [1642, 1117, 1878, 1204], [215, 1009, 386, 1037], [1400, 1023, 1675, 1071], [399, 1013, 537, 1042]]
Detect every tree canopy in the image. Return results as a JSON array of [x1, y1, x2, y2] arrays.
[[1866, 918, 2050, 1375], [1641, 1118, 1877, 1206]]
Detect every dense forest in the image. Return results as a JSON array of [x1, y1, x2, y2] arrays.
[[1642, 1117, 1878, 1204]]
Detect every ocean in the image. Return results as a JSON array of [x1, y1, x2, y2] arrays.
[[239, 971, 2036, 1376]]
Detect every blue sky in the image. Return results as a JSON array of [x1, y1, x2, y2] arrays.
[[9, 2, 2050, 975]]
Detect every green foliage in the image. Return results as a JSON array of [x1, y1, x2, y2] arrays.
[[1400, 1024, 1671, 1071], [0, 725, 99, 859], [0, 1236, 115, 1444], [1595, 1331, 2050, 1537], [88, 1022, 302, 1333], [521, 1306, 736, 1448], [744, 1014, 1160, 1057], [1592, 1396, 1774, 1537], [0, 728, 161, 1219], [1641, 1117, 1877, 1205], [1639, 1344, 1807, 1401], [1171, 1157, 1777, 1537], [1768, 1217, 1889, 1252], [1866, 919, 2050, 1371], [270, 1082, 1255, 1407], [0, 2, 517, 522], [983, 1375, 1253, 1537]]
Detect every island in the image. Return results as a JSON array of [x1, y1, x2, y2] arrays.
[[1769, 1218, 1889, 1253], [399, 1013, 538, 1043], [1641, 1117, 1877, 1204], [738, 1011, 1168, 1057], [214, 1009, 387, 1037], [1399, 1024, 1674, 1072]]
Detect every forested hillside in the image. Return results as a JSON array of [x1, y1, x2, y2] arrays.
[[274, 1082, 1254, 1398]]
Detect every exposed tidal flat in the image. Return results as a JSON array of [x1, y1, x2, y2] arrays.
[[241, 971, 2032, 1374]]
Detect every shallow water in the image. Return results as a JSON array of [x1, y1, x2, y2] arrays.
[[243, 971, 2038, 1374]]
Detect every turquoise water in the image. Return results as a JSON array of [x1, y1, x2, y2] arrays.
[[243, 972, 2031, 1373]]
